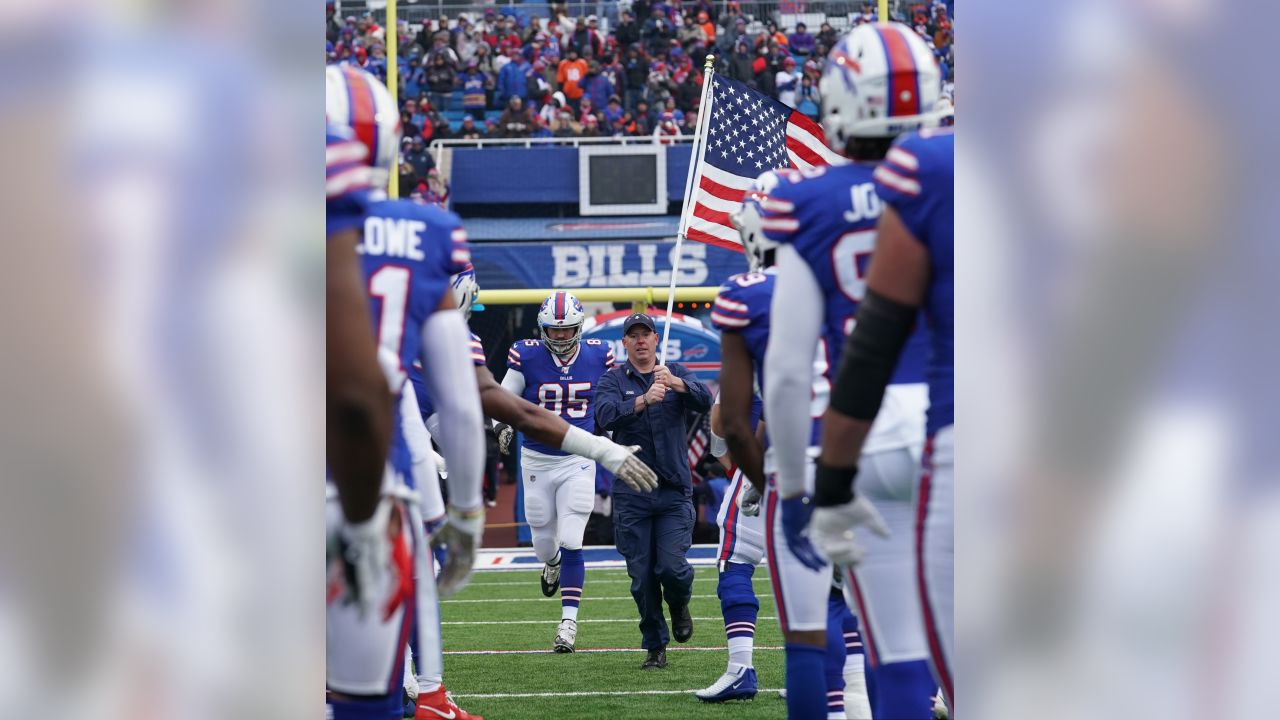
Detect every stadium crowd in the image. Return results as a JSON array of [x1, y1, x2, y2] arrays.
[[326, 0, 953, 170]]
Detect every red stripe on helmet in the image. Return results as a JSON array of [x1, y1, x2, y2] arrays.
[[879, 25, 921, 118], [554, 291, 566, 321], [343, 67, 379, 169]]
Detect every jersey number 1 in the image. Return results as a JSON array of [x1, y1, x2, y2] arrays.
[[369, 265, 410, 390]]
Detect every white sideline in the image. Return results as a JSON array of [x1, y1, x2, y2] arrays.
[[443, 616, 778, 625], [441, 594, 721, 604], [445, 646, 784, 656], [455, 688, 785, 698]]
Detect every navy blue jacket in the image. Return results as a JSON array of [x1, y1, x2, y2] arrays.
[[595, 361, 713, 494]]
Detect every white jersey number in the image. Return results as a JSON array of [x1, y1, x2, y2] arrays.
[[369, 265, 411, 391], [832, 229, 876, 335], [537, 382, 592, 418]]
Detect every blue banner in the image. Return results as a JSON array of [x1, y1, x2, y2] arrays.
[[451, 145, 693, 205], [583, 309, 722, 380], [470, 238, 748, 291]]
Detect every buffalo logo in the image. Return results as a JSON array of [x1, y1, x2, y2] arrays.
[[683, 343, 709, 360]]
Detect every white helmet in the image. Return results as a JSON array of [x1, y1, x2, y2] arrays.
[[326, 64, 402, 190], [450, 264, 484, 321], [729, 170, 784, 272], [537, 291, 585, 358], [819, 22, 941, 148]]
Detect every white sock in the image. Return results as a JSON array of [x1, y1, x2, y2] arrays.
[[727, 636, 754, 669], [418, 674, 442, 694], [403, 651, 418, 696], [562, 605, 579, 621], [843, 653, 872, 720]]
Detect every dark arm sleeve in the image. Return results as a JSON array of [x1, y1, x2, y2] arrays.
[[594, 369, 640, 431], [674, 364, 713, 412]]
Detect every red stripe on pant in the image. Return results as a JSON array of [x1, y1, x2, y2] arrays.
[[764, 488, 790, 630], [915, 436, 952, 707], [843, 566, 880, 667], [718, 474, 743, 562]]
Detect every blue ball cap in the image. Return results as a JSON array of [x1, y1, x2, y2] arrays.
[[623, 312, 656, 334]]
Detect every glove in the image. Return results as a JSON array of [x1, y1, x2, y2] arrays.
[[739, 483, 762, 517], [598, 443, 659, 492], [337, 500, 392, 620], [495, 423, 514, 455], [779, 494, 827, 571], [811, 496, 891, 566], [432, 448, 448, 479], [432, 504, 483, 598]]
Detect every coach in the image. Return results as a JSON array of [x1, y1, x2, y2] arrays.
[[595, 312, 713, 669]]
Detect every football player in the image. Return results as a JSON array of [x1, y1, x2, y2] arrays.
[[703, 172, 870, 719], [813, 125, 955, 711], [492, 291, 655, 652], [762, 23, 942, 720], [328, 64, 487, 720], [413, 281, 659, 656]]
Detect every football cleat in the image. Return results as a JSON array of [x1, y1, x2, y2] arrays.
[[553, 618, 578, 653], [415, 685, 483, 720], [540, 556, 562, 597], [695, 665, 758, 703]]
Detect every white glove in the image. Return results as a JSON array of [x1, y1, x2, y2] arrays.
[[495, 423, 514, 455], [739, 483, 762, 517], [338, 500, 392, 620], [432, 448, 448, 479], [600, 443, 659, 492], [810, 496, 891, 566], [432, 504, 483, 598]]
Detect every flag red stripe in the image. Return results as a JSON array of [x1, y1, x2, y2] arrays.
[[698, 175, 746, 203], [687, 227, 744, 252], [787, 135, 824, 168], [693, 202, 733, 228]]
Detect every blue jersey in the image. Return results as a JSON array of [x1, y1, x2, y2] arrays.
[[760, 162, 930, 389], [712, 268, 819, 446], [361, 198, 471, 477], [507, 338, 615, 456], [326, 124, 372, 236], [873, 129, 954, 435], [410, 332, 486, 423]]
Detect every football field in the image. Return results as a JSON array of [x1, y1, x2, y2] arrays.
[[440, 562, 791, 719]]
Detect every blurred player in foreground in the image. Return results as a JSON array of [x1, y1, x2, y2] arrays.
[[762, 23, 941, 719], [812, 120, 956, 714], [495, 291, 657, 652], [699, 174, 873, 718], [328, 64, 487, 720]]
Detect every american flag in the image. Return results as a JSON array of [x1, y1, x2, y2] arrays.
[[684, 74, 843, 251]]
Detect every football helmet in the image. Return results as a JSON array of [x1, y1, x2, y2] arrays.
[[326, 64, 402, 190], [450, 264, 485, 321], [537, 291, 585, 358], [819, 22, 941, 147], [729, 170, 784, 272]]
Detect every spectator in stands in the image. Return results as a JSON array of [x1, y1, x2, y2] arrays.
[[603, 95, 625, 128], [795, 73, 820, 119], [428, 35, 459, 69], [326, 3, 341, 43], [660, 96, 685, 126], [681, 110, 698, 135], [642, 7, 674, 56], [776, 56, 800, 108], [615, 10, 641, 49], [400, 108, 421, 142], [581, 61, 613, 113], [495, 48, 531, 109], [404, 136, 435, 176], [788, 22, 815, 57], [537, 90, 566, 127], [403, 53, 426, 99], [752, 43, 781, 97], [623, 45, 648, 112], [552, 108, 582, 137], [453, 115, 486, 140], [496, 95, 534, 138], [632, 98, 655, 134], [523, 17, 546, 44], [645, 61, 675, 107], [696, 11, 716, 45], [398, 157, 420, 195], [678, 14, 703, 52], [817, 21, 838, 49], [530, 115, 554, 138], [454, 17, 482, 66], [473, 42, 496, 78], [529, 59, 553, 101], [423, 168, 450, 207], [457, 58, 488, 119], [570, 16, 604, 59], [653, 111, 681, 143], [675, 68, 701, 114], [425, 53, 457, 114], [723, 38, 755, 87], [580, 114, 602, 137], [718, 2, 744, 42], [556, 47, 589, 112]]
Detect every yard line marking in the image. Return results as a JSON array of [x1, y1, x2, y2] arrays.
[[444, 646, 785, 656], [441, 594, 721, 604], [454, 688, 786, 699], [442, 617, 778, 625]]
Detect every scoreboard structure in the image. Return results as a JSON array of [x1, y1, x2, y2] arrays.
[[577, 144, 669, 216]]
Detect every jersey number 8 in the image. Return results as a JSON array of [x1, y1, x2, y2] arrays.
[[537, 382, 592, 418]]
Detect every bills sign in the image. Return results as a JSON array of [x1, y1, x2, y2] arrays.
[[468, 239, 747, 291]]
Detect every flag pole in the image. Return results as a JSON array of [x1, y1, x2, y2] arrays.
[[660, 53, 717, 365]]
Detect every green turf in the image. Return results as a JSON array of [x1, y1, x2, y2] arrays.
[[438, 566, 790, 718]]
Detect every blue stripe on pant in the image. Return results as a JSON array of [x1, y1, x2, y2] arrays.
[[613, 485, 696, 650]]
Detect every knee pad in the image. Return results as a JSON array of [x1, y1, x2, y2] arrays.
[[717, 561, 759, 616], [524, 491, 551, 528]]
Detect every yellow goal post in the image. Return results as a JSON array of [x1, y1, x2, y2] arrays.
[[477, 286, 720, 313]]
